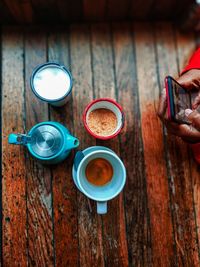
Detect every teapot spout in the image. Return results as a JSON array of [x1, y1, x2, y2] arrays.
[[66, 134, 79, 150], [8, 133, 32, 145]]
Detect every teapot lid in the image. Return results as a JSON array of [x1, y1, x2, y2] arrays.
[[30, 124, 63, 158]]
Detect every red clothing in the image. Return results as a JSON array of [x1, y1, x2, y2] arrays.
[[182, 48, 200, 164], [182, 48, 200, 74]]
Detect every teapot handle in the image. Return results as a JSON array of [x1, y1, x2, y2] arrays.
[[8, 134, 32, 145], [66, 134, 79, 150]]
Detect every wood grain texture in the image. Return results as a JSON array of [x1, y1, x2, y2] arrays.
[[2, 27, 27, 267], [112, 22, 152, 266], [70, 24, 104, 267], [189, 157, 200, 257], [48, 29, 79, 267], [24, 28, 54, 267], [134, 22, 175, 266], [155, 22, 199, 266], [91, 23, 128, 267]]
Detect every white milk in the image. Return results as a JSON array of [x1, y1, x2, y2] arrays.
[[33, 65, 71, 101]]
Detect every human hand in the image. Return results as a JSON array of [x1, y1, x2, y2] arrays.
[[157, 69, 200, 143], [176, 69, 200, 108]]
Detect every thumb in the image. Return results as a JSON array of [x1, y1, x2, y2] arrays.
[[177, 69, 200, 90], [185, 109, 200, 130], [177, 76, 192, 90]]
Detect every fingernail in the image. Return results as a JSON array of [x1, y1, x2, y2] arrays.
[[185, 109, 193, 117]]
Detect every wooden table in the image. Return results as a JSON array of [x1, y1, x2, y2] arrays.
[[2, 22, 200, 267]]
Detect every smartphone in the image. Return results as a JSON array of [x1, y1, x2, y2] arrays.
[[165, 76, 192, 124]]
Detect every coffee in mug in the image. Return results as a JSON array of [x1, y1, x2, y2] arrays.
[[85, 158, 113, 186]]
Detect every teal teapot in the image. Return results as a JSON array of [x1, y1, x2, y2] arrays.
[[8, 122, 79, 164]]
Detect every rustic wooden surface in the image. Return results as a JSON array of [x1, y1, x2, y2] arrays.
[[0, 0, 194, 24], [1, 22, 200, 266]]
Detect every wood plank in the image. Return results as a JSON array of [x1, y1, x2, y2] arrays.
[[155, 22, 199, 266], [189, 158, 200, 256], [91, 23, 129, 267], [48, 28, 79, 267], [134, 22, 175, 266], [24, 28, 54, 266], [2, 27, 27, 266], [70, 24, 104, 267], [83, 0, 106, 20], [112, 22, 152, 266]]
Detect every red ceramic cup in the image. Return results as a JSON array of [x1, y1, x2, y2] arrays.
[[83, 98, 125, 140]]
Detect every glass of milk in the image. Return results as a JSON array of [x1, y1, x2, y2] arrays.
[[30, 62, 73, 107]]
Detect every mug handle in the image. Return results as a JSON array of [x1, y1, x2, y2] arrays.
[[74, 151, 84, 171], [97, 201, 107, 214]]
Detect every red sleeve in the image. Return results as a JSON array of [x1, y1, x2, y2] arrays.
[[181, 48, 200, 74]]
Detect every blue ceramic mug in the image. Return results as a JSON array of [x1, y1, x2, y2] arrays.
[[8, 122, 79, 164], [73, 146, 126, 214]]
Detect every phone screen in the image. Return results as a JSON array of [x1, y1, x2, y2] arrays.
[[168, 77, 192, 124]]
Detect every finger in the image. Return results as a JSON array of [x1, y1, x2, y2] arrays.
[[178, 124, 200, 142], [157, 89, 167, 120], [177, 74, 197, 90], [192, 93, 200, 109], [177, 75, 194, 90], [177, 70, 200, 90], [185, 109, 200, 130], [165, 121, 200, 142], [164, 120, 188, 137]]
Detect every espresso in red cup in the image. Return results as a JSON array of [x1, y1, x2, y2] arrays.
[[83, 98, 125, 140]]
